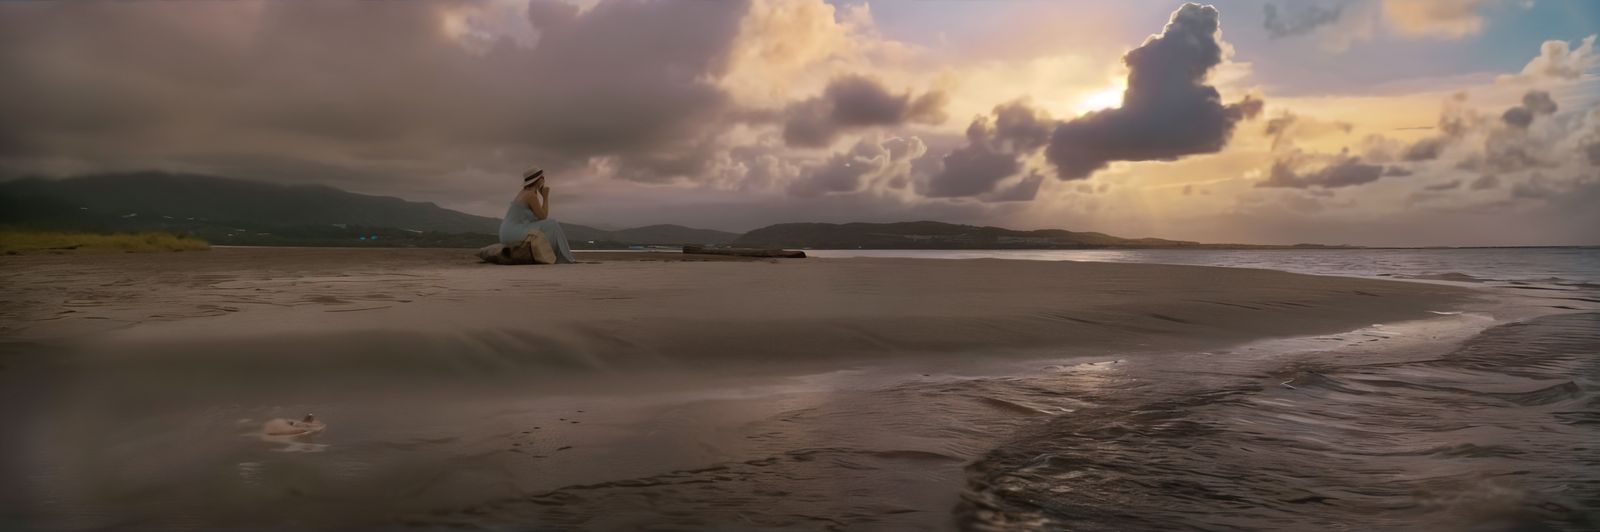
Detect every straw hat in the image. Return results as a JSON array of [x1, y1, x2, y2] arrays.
[[522, 165, 545, 184]]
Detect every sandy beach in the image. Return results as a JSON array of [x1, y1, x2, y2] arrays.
[[0, 248, 1504, 529], [1, 247, 1474, 364]]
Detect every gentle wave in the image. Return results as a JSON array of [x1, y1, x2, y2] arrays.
[[959, 312, 1600, 531]]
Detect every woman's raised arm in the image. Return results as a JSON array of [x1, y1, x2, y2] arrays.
[[530, 186, 550, 220]]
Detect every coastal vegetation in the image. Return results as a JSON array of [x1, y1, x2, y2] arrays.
[[0, 229, 210, 254]]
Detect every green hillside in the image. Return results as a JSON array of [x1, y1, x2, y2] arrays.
[[0, 173, 735, 248]]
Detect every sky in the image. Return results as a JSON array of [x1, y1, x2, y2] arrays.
[[1, 0, 1597, 246]]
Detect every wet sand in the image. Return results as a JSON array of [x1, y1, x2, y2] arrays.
[[0, 247, 1490, 530]]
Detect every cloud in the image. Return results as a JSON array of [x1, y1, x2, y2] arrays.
[[983, 171, 1046, 203], [1423, 179, 1461, 191], [1262, 2, 1344, 38], [1383, 165, 1414, 176], [1395, 92, 1480, 162], [924, 124, 1024, 198], [1580, 109, 1600, 166], [1363, 84, 1583, 190], [1263, 0, 1498, 52], [1257, 149, 1386, 189], [1264, 111, 1353, 151], [1510, 174, 1560, 199], [1353, 46, 1593, 203], [1044, 3, 1263, 180], [1402, 138, 1449, 161], [1500, 90, 1557, 128], [788, 135, 926, 197], [1381, 0, 1490, 39], [781, 75, 947, 148], [922, 100, 1053, 198], [1499, 35, 1598, 83], [0, 0, 756, 195], [1481, 91, 1564, 173]]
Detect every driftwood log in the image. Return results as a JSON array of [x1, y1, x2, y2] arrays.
[[683, 245, 806, 258]]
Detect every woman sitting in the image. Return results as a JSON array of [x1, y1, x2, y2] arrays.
[[498, 166, 576, 264]]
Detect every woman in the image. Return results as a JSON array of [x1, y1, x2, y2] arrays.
[[498, 166, 577, 263]]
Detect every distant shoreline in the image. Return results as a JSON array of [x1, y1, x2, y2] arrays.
[[197, 243, 1600, 252]]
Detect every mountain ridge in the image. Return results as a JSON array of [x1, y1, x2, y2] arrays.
[[0, 172, 737, 247]]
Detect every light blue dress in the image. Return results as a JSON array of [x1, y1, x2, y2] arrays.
[[498, 200, 576, 264]]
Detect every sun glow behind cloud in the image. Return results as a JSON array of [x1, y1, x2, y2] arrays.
[[1074, 84, 1126, 115]]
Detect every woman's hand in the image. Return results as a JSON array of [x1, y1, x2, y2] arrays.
[[539, 184, 551, 196]]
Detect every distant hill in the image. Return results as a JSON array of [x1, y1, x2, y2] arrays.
[[0, 172, 735, 248], [0, 172, 501, 232], [733, 221, 1205, 249]]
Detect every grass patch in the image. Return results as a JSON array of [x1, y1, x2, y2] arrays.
[[0, 230, 210, 255]]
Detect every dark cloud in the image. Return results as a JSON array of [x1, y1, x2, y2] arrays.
[[1358, 134, 1406, 163], [1587, 143, 1600, 165], [789, 151, 876, 197], [0, 0, 753, 195], [923, 101, 1053, 198], [917, 5, 1266, 191], [1481, 93, 1563, 174], [1482, 134, 1544, 173], [1402, 137, 1447, 161], [781, 75, 947, 148], [525, 0, 581, 29], [1045, 3, 1263, 180], [1397, 93, 1481, 162], [1471, 174, 1501, 190], [1521, 90, 1559, 115], [1257, 150, 1384, 189], [991, 101, 1055, 153], [925, 125, 1023, 198], [1264, 115, 1296, 140], [1511, 178, 1559, 200], [1262, 2, 1343, 38], [1405, 191, 1447, 205], [1501, 107, 1535, 129], [788, 136, 925, 197], [1383, 165, 1414, 177], [984, 171, 1045, 203], [1424, 180, 1461, 191], [1264, 111, 1353, 151], [1500, 90, 1558, 128]]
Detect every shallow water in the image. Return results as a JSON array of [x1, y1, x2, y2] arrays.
[[806, 247, 1600, 290], [960, 312, 1600, 531]]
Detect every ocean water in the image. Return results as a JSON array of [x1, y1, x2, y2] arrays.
[[958, 312, 1600, 531], [806, 247, 1600, 289], [3, 248, 1598, 530]]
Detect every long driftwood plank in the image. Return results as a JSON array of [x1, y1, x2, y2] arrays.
[[683, 245, 806, 258]]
